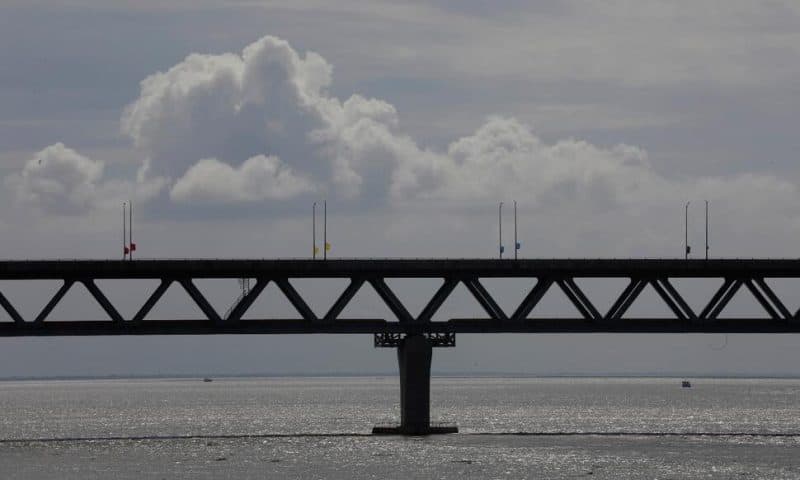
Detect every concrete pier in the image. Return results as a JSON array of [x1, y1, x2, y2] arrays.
[[373, 334, 457, 435], [398, 334, 433, 432]]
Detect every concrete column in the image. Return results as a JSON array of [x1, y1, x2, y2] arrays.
[[397, 334, 432, 434]]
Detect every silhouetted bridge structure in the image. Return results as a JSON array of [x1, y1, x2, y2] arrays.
[[2, 258, 799, 434]]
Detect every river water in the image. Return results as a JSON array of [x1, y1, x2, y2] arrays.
[[0, 377, 798, 478]]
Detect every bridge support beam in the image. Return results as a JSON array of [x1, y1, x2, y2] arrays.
[[373, 334, 457, 435]]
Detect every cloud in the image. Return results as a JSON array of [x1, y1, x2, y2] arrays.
[[5, 143, 165, 216], [170, 155, 315, 204], [117, 34, 800, 218], [407, 116, 656, 209], [7, 143, 104, 215], [8, 34, 800, 229], [120, 35, 459, 206], [121, 35, 401, 202]]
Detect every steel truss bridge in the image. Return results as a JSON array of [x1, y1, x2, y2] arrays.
[[2, 258, 799, 434], [1, 259, 799, 335]]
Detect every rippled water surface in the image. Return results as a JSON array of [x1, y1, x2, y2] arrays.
[[0, 377, 798, 478]]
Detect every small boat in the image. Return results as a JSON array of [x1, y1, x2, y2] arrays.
[[681, 380, 691, 388], [203, 377, 213, 383]]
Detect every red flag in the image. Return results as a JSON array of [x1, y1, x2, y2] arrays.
[[124, 246, 130, 255], [130, 243, 137, 252]]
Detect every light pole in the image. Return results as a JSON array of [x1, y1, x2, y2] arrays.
[[499, 202, 504, 259], [514, 200, 518, 260], [685, 201, 691, 259], [323, 200, 327, 260], [705, 200, 709, 260], [122, 202, 127, 260], [312, 202, 317, 259], [129, 200, 133, 261]]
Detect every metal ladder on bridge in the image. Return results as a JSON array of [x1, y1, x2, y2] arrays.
[[223, 278, 251, 320]]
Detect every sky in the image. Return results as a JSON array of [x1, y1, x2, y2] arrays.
[[1, 0, 800, 377]]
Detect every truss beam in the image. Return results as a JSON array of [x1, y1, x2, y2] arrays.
[[557, 279, 601, 321], [34, 280, 74, 324], [650, 278, 696, 321], [511, 279, 551, 321], [463, 278, 508, 322], [178, 279, 221, 324], [416, 279, 458, 323], [275, 279, 317, 322], [0, 290, 24, 324], [702, 279, 742, 321], [132, 279, 172, 323], [605, 279, 647, 321], [324, 278, 365, 323], [0, 259, 799, 334], [369, 278, 414, 323]]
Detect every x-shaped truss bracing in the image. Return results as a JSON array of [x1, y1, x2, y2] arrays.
[[1, 270, 799, 335]]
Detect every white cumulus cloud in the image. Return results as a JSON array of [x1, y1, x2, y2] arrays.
[[412, 116, 657, 209], [6, 143, 165, 216], [122, 35, 408, 202], [9, 34, 800, 230], [119, 34, 800, 220], [7, 143, 104, 215], [170, 155, 315, 204]]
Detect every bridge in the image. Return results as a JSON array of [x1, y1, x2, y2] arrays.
[[1, 258, 800, 434]]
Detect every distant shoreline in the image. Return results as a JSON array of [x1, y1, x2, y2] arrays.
[[1, 372, 799, 382]]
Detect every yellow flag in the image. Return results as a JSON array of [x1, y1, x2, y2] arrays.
[[325, 242, 331, 251], [313, 246, 320, 254]]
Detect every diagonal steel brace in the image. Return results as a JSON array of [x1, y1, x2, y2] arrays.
[[463, 278, 508, 322]]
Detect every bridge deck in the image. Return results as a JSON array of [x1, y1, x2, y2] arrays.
[[3, 258, 800, 278]]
